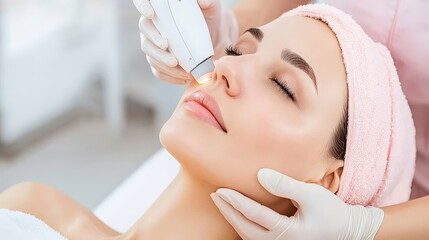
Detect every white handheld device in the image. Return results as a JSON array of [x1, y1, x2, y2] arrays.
[[151, 0, 215, 84]]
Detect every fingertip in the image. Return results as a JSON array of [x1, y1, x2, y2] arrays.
[[216, 187, 232, 195], [183, 78, 192, 85], [143, 10, 154, 19], [176, 73, 192, 85], [257, 168, 274, 181], [210, 193, 223, 208], [157, 39, 168, 51], [216, 188, 240, 198], [258, 169, 311, 203], [165, 57, 178, 67], [216, 189, 245, 211], [210, 192, 216, 199], [257, 168, 281, 189], [215, 188, 230, 200], [258, 168, 295, 197]]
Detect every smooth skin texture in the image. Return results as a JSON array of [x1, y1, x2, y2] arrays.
[[159, 15, 346, 210], [0, 15, 346, 240], [0, 182, 119, 240], [178, 1, 429, 239]]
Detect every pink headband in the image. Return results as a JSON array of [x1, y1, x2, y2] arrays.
[[283, 4, 416, 206]]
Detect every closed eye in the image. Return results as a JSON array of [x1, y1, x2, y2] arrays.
[[270, 76, 296, 101], [224, 45, 296, 102], [225, 45, 242, 56]]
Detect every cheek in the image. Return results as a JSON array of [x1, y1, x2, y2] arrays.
[[219, 114, 315, 204], [160, 93, 325, 206], [159, 107, 273, 204], [160, 105, 232, 184]]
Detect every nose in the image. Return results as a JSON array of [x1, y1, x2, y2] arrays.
[[212, 57, 241, 97]]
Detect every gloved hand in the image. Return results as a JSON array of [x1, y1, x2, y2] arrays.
[[133, 0, 239, 84], [211, 168, 384, 240]]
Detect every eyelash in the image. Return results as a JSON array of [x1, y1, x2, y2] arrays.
[[225, 45, 242, 56], [270, 76, 296, 101], [224, 45, 296, 101]]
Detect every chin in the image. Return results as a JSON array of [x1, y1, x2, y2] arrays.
[[159, 117, 185, 162], [162, 118, 290, 208], [160, 111, 228, 185], [160, 111, 206, 170], [161, 103, 227, 160]]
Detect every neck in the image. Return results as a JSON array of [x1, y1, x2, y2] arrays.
[[125, 168, 240, 240]]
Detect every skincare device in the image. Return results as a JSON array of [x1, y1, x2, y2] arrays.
[[151, 0, 215, 84]]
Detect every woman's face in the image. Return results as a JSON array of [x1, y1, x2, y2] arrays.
[[160, 16, 347, 206]]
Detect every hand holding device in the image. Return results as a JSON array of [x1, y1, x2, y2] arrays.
[[134, 0, 238, 84]]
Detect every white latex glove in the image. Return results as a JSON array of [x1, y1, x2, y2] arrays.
[[211, 168, 384, 240], [133, 0, 239, 84]]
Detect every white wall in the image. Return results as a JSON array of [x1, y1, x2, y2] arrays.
[[0, 1, 108, 144], [1, 33, 104, 144]]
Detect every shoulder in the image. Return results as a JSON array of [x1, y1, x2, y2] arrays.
[[0, 182, 120, 239]]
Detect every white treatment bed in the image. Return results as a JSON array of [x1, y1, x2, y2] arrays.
[[93, 149, 180, 233]]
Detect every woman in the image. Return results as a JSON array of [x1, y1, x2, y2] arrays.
[[0, 5, 415, 240], [138, 0, 429, 238]]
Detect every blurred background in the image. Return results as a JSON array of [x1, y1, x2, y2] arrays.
[[0, 0, 235, 209]]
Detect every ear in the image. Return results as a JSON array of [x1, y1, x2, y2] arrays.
[[317, 158, 344, 194]]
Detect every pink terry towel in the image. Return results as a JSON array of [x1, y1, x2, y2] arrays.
[[284, 4, 416, 206]]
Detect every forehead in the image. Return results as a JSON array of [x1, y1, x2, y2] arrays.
[[259, 16, 345, 85], [260, 16, 338, 55]]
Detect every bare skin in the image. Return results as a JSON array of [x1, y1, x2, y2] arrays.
[[0, 182, 119, 239], [0, 171, 289, 240], [3, 171, 429, 239], [375, 195, 429, 240]]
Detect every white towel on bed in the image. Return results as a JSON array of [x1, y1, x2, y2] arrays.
[[0, 209, 67, 240]]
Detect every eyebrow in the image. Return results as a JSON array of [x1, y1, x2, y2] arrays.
[[244, 28, 264, 42], [281, 49, 318, 92], [244, 27, 318, 92]]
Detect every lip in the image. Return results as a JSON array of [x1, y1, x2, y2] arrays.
[[184, 90, 227, 132]]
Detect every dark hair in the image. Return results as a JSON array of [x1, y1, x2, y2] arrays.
[[329, 103, 348, 160]]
